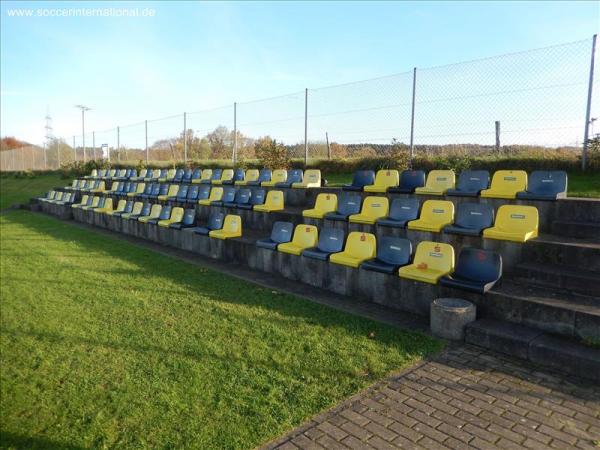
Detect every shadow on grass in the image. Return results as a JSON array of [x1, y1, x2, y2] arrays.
[[0, 432, 88, 450]]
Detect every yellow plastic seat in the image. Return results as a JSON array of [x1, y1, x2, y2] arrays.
[[139, 204, 162, 223], [95, 198, 114, 214], [198, 187, 223, 206], [253, 190, 284, 212], [121, 202, 143, 219], [363, 170, 399, 193], [330, 232, 377, 268], [194, 169, 212, 184], [407, 200, 455, 232], [349, 196, 389, 224], [212, 169, 234, 185], [302, 193, 338, 219], [158, 207, 184, 227], [483, 205, 538, 242], [128, 183, 146, 197], [72, 195, 89, 209], [90, 181, 106, 193], [82, 196, 101, 210], [209, 214, 243, 239], [106, 181, 120, 193], [88, 169, 98, 178], [278, 224, 318, 255], [293, 169, 321, 188], [159, 168, 177, 182], [158, 184, 179, 201], [480, 170, 528, 199], [415, 170, 455, 195], [261, 169, 287, 187], [107, 169, 117, 178], [106, 199, 127, 216], [235, 169, 259, 186], [399, 241, 455, 284]]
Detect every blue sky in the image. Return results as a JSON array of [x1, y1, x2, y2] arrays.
[[1, 1, 598, 147]]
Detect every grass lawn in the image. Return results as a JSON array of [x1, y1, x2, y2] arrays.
[[0, 174, 72, 210], [0, 210, 442, 450]]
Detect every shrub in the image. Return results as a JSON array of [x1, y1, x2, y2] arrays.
[[254, 137, 290, 169]]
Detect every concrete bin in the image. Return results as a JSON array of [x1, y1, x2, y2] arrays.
[[430, 298, 476, 341]]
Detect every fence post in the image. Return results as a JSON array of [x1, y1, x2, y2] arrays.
[[326, 132, 331, 159], [495, 121, 501, 152], [583, 33, 597, 171], [145, 120, 149, 164], [409, 67, 417, 168], [57, 140, 61, 168], [92, 132, 96, 161], [117, 127, 120, 163], [304, 88, 308, 165], [233, 102, 237, 164], [73, 136, 76, 161], [43, 143, 47, 170], [183, 112, 187, 162]]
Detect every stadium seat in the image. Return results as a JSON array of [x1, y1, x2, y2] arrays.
[[446, 170, 490, 197], [102, 169, 117, 180], [71, 195, 90, 209], [152, 184, 168, 200], [349, 196, 389, 224], [240, 189, 266, 210], [122, 202, 150, 220], [516, 170, 567, 201], [293, 169, 321, 188], [170, 208, 197, 229], [55, 192, 75, 205], [278, 224, 318, 255], [138, 204, 162, 223], [185, 185, 200, 204], [118, 182, 133, 197], [235, 169, 259, 186], [212, 169, 233, 185], [142, 168, 156, 182], [146, 205, 171, 225], [173, 184, 189, 202], [198, 187, 223, 206], [440, 247, 502, 294], [223, 168, 245, 185], [130, 168, 147, 181], [83, 196, 104, 211], [415, 170, 456, 195], [128, 183, 146, 197], [330, 232, 377, 268], [196, 185, 211, 203], [256, 221, 294, 250], [302, 193, 338, 219], [127, 169, 138, 179], [158, 184, 179, 201], [325, 194, 362, 221], [106, 199, 129, 215], [407, 200, 454, 232], [182, 168, 193, 183], [40, 191, 56, 202], [211, 187, 236, 206], [206, 168, 223, 184], [364, 169, 400, 193], [388, 170, 426, 194], [112, 200, 134, 217], [361, 236, 412, 274], [261, 169, 287, 187], [399, 241, 455, 284], [376, 198, 420, 228], [482, 205, 538, 242], [190, 168, 203, 183], [302, 227, 345, 261], [443, 202, 494, 236], [106, 181, 120, 194], [480, 170, 528, 199], [275, 169, 303, 188], [64, 180, 80, 191], [343, 170, 375, 191], [95, 198, 114, 214], [114, 169, 127, 180], [192, 211, 225, 235], [251, 169, 272, 186], [197, 169, 213, 184], [209, 214, 242, 239], [90, 181, 106, 193], [85, 169, 98, 179], [159, 169, 177, 182], [254, 190, 284, 212], [140, 183, 157, 199], [224, 188, 251, 208], [48, 191, 63, 203], [158, 206, 184, 227]]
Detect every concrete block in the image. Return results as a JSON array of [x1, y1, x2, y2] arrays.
[[430, 297, 476, 340], [465, 319, 542, 360]]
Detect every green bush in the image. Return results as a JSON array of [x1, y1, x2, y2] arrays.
[[254, 137, 290, 169]]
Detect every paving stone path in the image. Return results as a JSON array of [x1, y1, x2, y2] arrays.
[[265, 344, 600, 450]]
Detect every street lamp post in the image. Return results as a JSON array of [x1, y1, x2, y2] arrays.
[[75, 105, 91, 162]]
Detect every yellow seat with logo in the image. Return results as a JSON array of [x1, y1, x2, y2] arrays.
[[127, 183, 146, 197], [278, 224, 318, 255], [95, 198, 114, 214], [254, 190, 284, 212], [158, 184, 179, 201], [348, 196, 389, 224], [293, 169, 321, 188], [407, 200, 455, 232], [480, 170, 528, 199], [159, 168, 177, 182], [483, 205, 538, 242], [415, 170, 455, 195], [209, 214, 242, 239], [72, 195, 89, 209], [399, 241, 454, 284], [235, 169, 259, 186], [330, 232, 377, 268], [261, 169, 287, 187], [364, 170, 399, 193], [198, 187, 223, 206], [302, 193, 338, 219], [121, 201, 143, 219], [158, 207, 185, 227], [139, 204, 162, 223], [106, 199, 127, 216], [212, 169, 234, 185]]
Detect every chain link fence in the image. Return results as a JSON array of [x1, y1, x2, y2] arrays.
[[2, 37, 597, 171]]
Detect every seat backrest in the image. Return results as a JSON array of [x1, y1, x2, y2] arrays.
[[413, 241, 455, 273], [270, 221, 294, 244], [128, 183, 137, 193], [90, 169, 98, 177], [244, 169, 259, 182], [191, 168, 202, 180], [197, 185, 211, 200], [166, 169, 176, 179], [220, 169, 234, 181], [489, 170, 527, 193], [351, 170, 375, 188], [264, 190, 284, 209], [207, 211, 225, 230], [170, 207, 184, 222], [222, 215, 242, 234], [200, 169, 213, 181], [424, 170, 456, 191], [182, 168, 192, 181], [316, 227, 345, 253], [235, 189, 251, 204], [72, 180, 80, 188], [250, 189, 266, 205], [182, 209, 196, 225], [419, 200, 455, 225], [377, 236, 412, 266], [314, 193, 338, 212], [344, 232, 377, 260], [454, 202, 494, 230], [303, 169, 321, 186], [138, 169, 148, 178], [140, 203, 152, 216], [177, 185, 189, 199], [109, 169, 117, 177], [187, 185, 200, 200], [113, 182, 122, 192], [336, 193, 362, 216], [453, 247, 502, 283], [90, 196, 101, 208], [388, 198, 420, 221], [167, 184, 179, 197], [456, 170, 490, 192], [360, 196, 389, 219], [291, 224, 318, 247], [123, 201, 134, 213], [145, 169, 154, 179], [47, 191, 56, 199], [221, 187, 236, 203], [270, 169, 287, 184], [211, 169, 223, 180], [102, 198, 113, 210], [158, 169, 169, 179], [115, 200, 127, 212], [232, 168, 245, 182], [131, 202, 143, 215], [124, 169, 133, 178], [373, 169, 399, 188], [286, 169, 303, 184], [399, 170, 426, 190], [79, 194, 89, 205], [494, 205, 539, 234], [527, 171, 567, 195], [117, 169, 127, 177], [92, 180, 101, 189], [208, 187, 224, 201], [258, 169, 272, 182], [147, 183, 157, 195], [55, 192, 64, 201], [136, 183, 146, 193], [122, 182, 131, 192], [148, 204, 162, 218], [158, 184, 169, 196]]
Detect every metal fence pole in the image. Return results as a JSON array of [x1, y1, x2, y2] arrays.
[[82, 109, 86, 163], [583, 33, 597, 170], [326, 132, 331, 159], [117, 127, 120, 163], [409, 67, 417, 167], [92, 132, 96, 161], [57, 140, 61, 168], [233, 102, 237, 164], [304, 88, 308, 165], [43, 143, 47, 169], [73, 136, 76, 161], [495, 121, 501, 152], [145, 120, 149, 163], [183, 112, 187, 162]]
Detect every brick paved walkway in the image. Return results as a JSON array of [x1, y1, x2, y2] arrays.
[[264, 344, 600, 450]]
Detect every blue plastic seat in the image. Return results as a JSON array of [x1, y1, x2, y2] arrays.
[[112, 200, 134, 217], [182, 168, 193, 183], [516, 170, 567, 201], [239, 189, 265, 210], [324, 194, 362, 221], [361, 237, 412, 274], [172, 169, 184, 183], [443, 202, 494, 236], [256, 221, 294, 250], [117, 182, 131, 197], [197, 185, 211, 202], [140, 183, 157, 199], [276, 169, 303, 188], [446, 170, 490, 197], [388, 170, 426, 193], [247, 169, 272, 186], [440, 247, 502, 294], [190, 168, 202, 183], [185, 185, 200, 203], [343, 170, 375, 191], [126, 203, 151, 220], [223, 168, 245, 185], [192, 211, 225, 235], [170, 208, 196, 229], [376, 198, 420, 228], [147, 205, 171, 225], [173, 184, 189, 202], [225, 189, 251, 208], [211, 187, 236, 206], [302, 228, 345, 261], [202, 168, 222, 184]]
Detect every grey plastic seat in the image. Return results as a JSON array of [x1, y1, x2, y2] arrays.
[[388, 170, 426, 193], [173, 184, 189, 202], [197, 185, 211, 201], [361, 237, 412, 274], [113, 201, 134, 217], [443, 202, 494, 236], [446, 170, 490, 197], [248, 169, 272, 186], [185, 185, 200, 203], [170, 209, 197, 229], [516, 170, 567, 201], [302, 228, 345, 261], [325, 194, 362, 221], [202, 168, 222, 184], [440, 247, 502, 294], [192, 211, 225, 235], [126, 203, 152, 220], [211, 187, 236, 206], [223, 168, 245, 185], [190, 168, 202, 183], [376, 198, 420, 228], [147, 205, 171, 225], [225, 189, 251, 208], [343, 170, 375, 191], [256, 221, 294, 250], [276, 169, 303, 188], [239, 189, 265, 210]]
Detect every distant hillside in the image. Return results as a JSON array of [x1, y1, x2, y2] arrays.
[[0, 137, 34, 151]]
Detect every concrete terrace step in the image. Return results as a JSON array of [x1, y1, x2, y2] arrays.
[[509, 261, 600, 296], [521, 233, 600, 272], [551, 219, 600, 240], [465, 318, 600, 382]]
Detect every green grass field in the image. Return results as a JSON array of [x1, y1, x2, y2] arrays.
[[0, 174, 73, 209], [0, 210, 442, 450]]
